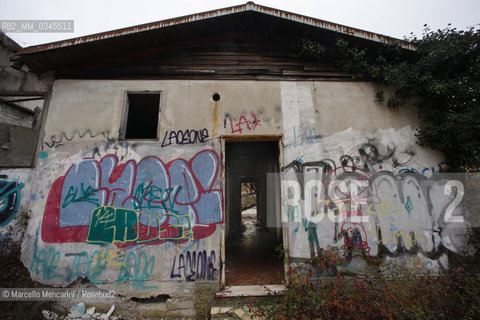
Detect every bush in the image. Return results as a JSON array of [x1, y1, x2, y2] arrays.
[[252, 248, 480, 319]]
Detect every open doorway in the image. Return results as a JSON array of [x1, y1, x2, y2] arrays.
[[241, 182, 257, 239], [224, 140, 284, 286]]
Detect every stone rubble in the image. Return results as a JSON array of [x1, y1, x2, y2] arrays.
[[42, 302, 125, 320]]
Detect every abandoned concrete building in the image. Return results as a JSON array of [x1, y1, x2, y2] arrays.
[[0, 2, 468, 318]]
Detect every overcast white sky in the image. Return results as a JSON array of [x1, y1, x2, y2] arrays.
[[1, 0, 479, 48]]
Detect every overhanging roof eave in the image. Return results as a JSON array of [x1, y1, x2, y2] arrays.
[[15, 1, 414, 56]]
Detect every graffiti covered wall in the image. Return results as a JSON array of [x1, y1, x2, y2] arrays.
[[0, 175, 25, 227], [278, 81, 470, 273], [0, 171, 31, 246], [282, 127, 467, 273], [20, 80, 250, 295], [42, 150, 222, 245], [14, 79, 468, 298], [24, 146, 223, 292]]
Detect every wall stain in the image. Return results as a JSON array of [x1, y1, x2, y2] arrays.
[[212, 102, 219, 139]]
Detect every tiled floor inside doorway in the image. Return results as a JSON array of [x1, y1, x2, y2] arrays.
[[225, 207, 284, 286]]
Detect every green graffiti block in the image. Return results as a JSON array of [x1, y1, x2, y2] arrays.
[[87, 206, 115, 245], [87, 206, 139, 245], [114, 208, 139, 243]]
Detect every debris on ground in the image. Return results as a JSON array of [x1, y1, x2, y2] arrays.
[[42, 303, 123, 320]]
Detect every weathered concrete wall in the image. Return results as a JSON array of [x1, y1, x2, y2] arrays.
[[0, 78, 466, 317], [23, 80, 281, 295], [281, 82, 467, 273]]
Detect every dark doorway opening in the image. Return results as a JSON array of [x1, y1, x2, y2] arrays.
[[224, 141, 283, 286]]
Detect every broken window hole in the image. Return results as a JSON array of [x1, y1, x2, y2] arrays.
[[123, 92, 161, 139], [130, 294, 171, 303]]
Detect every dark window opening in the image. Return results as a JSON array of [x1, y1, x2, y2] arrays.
[[124, 93, 160, 139]]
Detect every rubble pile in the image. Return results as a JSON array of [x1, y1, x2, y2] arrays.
[[42, 302, 125, 320]]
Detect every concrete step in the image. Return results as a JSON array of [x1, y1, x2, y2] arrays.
[[216, 285, 285, 298], [210, 305, 255, 319], [210, 285, 285, 319]]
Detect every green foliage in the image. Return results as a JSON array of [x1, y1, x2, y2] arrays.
[[295, 26, 480, 171], [294, 38, 327, 58], [406, 26, 480, 171], [265, 24, 479, 170]]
